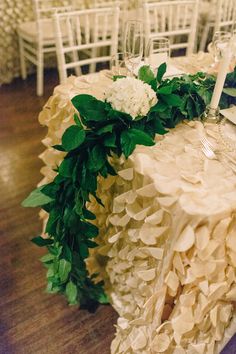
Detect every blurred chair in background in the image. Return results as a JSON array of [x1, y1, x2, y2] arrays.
[[53, 7, 120, 83], [199, 0, 236, 51], [17, 0, 72, 96], [86, 0, 128, 42], [143, 0, 200, 57]]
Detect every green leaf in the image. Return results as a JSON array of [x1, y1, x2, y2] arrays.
[[87, 145, 106, 172], [71, 94, 107, 122], [103, 133, 116, 148], [52, 144, 66, 151], [22, 186, 54, 208], [129, 128, 155, 147], [87, 240, 98, 248], [100, 164, 108, 178], [79, 242, 89, 259], [63, 207, 75, 228], [45, 208, 60, 235], [223, 87, 236, 97], [158, 85, 173, 95], [58, 258, 71, 282], [198, 87, 212, 105], [97, 124, 114, 135], [62, 244, 73, 262], [108, 108, 132, 122], [162, 94, 182, 107], [152, 119, 168, 135], [138, 65, 155, 84], [159, 107, 172, 120], [81, 166, 97, 192], [157, 62, 167, 83], [31, 236, 54, 247], [83, 209, 96, 220], [48, 244, 62, 257], [54, 175, 66, 184], [98, 292, 109, 304], [59, 156, 76, 178], [150, 101, 167, 113], [120, 129, 154, 158], [46, 266, 54, 278], [79, 221, 99, 239], [41, 183, 59, 198], [41, 253, 55, 263], [62, 125, 85, 151], [47, 283, 61, 294], [120, 130, 136, 158], [65, 280, 78, 304]]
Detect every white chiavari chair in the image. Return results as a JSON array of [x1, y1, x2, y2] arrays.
[[53, 7, 120, 83], [143, 0, 200, 56], [87, 0, 128, 35], [199, 0, 236, 51], [17, 0, 72, 96]]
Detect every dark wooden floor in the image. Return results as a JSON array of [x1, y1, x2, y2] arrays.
[[0, 70, 118, 354], [0, 69, 235, 354]]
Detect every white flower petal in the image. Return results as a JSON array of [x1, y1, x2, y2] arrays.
[[118, 168, 134, 181], [152, 333, 171, 352], [174, 225, 195, 252]]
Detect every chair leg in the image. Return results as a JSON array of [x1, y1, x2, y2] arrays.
[[71, 50, 82, 77], [37, 48, 44, 96], [18, 36, 27, 80], [199, 24, 210, 52], [90, 47, 97, 73]]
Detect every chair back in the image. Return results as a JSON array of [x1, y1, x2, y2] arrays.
[[53, 7, 120, 82], [143, 0, 199, 55], [33, 0, 71, 20], [214, 0, 236, 32], [32, 0, 72, 43]]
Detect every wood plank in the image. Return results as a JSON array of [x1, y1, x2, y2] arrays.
[[0, 70, 118, 354]]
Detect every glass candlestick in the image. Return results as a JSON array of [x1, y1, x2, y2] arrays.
[[201, 105, 221, 123], [202, 46, 232, 124]]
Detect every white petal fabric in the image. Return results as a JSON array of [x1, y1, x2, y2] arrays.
[[38, 72, 236, 354]]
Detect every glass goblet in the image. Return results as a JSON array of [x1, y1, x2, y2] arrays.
[[123, 20, 144, 76], [145, 37, 170, 69]]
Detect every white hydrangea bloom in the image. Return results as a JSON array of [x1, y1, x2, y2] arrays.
[[105, 77, 158, 119]]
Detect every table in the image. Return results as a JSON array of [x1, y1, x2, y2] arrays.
[[38, 55, 236, 353]]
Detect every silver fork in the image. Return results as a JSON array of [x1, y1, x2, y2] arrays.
[[200, 136, 217, 160], [200, 134, 236, 165], [200, 134, 236, 172]]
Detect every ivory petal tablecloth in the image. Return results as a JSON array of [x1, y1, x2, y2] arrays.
[[38, 67, 236, 354]]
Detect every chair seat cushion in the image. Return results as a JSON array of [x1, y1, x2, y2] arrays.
[[18, 19, 67, 42], [18, 20, 57, 41]]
